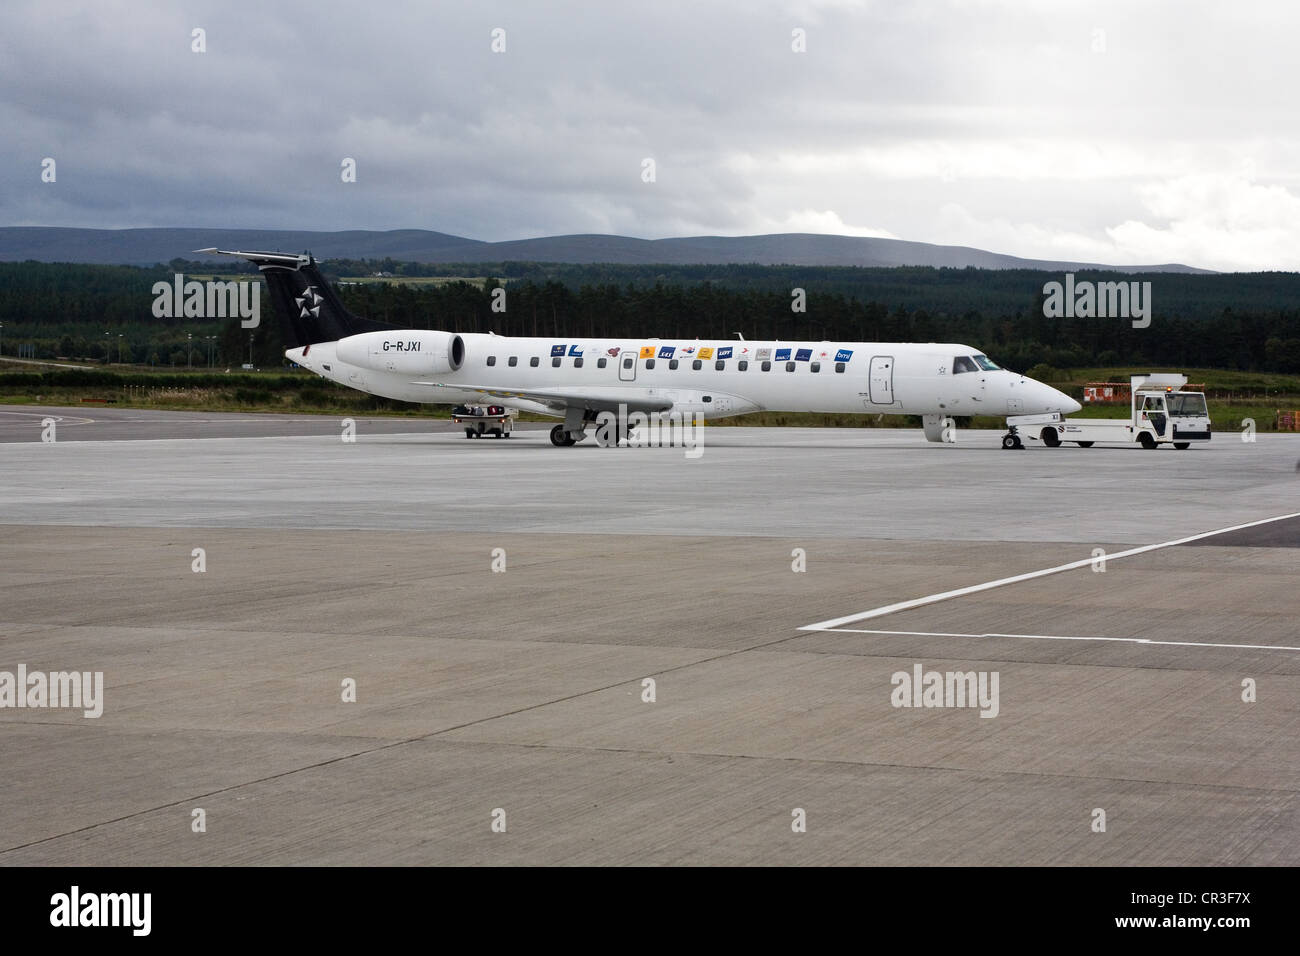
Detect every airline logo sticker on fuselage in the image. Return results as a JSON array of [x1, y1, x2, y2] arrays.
[[658, 346, 675, 359], [717, 346, 733, 359], [835, 349, 854, 362], [551, 344, 566, 356], [795, 348, 812, 361], [640, 346, 656, 359], [775, 348, 791, 361], [698, 347, 714, 359]]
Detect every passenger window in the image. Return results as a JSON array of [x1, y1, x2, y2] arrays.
[[574, 357, 584, 368], [785, 361, 796, 372], [715, 360, 725, 371], [692, 359, 702, 370], [597, 357, 607, 368], [810, 362, 820, 372], [552, 357, 561, 367], [669, 359, 679, 370], [761, 360, 772, 371], [530, 357, 539, 367], [953, 356, 978, 374], [486, 356, 496, 366], [623, 358, 633, 369], [508, 356, 518, 367], [835, 362, 845, 373], [646, 359, 656, 369], [738, 360, 748, 371]]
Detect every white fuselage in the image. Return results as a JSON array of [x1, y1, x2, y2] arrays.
[[287, 332, 1080, 421]]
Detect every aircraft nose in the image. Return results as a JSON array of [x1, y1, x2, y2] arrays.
[[1037, 382, 1080, 414], [1019, 376, 1080, 414]]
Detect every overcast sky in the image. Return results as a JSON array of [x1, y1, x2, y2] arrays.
[[2, 0, 1297, 271]]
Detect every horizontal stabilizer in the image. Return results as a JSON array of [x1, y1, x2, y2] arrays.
[[195, 248, 395, 347]]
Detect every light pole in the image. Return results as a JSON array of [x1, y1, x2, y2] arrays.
[[118, 334, 124, 364], [208, 335, 217, 368], [248, 332, 254, 368], [105, 331, 111, 364], [187, 332, 192, 369], [1, 321, 4, 358]]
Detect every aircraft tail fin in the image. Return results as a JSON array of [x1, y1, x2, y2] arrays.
[[194, 248, 396, 348]]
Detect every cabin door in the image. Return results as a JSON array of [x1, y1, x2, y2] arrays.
[[869, 355, 894, 404]]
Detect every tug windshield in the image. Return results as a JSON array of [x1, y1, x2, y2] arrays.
[[1165, 393, 1208, 416]]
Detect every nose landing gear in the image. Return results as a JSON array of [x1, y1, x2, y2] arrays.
[[1001, 428, 1024, 450]]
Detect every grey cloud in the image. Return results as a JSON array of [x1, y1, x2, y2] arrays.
[[1, 0, 1297, 269]]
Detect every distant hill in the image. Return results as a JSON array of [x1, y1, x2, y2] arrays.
[[0, 226, 1213, 273]]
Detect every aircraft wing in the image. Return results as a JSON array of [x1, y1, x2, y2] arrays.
[[409, 382, 673, 415]]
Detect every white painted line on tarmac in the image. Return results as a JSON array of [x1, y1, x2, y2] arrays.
[[813, 628, 1300, 653], [799, 511, 1300, 632]]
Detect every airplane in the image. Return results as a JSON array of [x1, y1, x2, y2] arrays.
[[199, 248, 1082, 449]]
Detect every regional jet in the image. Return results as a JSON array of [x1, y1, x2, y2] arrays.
[[200, 249, 1081, 448]]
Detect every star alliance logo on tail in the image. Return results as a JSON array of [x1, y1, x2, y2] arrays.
[[296, 286, 323, 318]]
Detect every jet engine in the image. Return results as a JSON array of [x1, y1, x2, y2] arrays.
[[335, 330, 465, 376]]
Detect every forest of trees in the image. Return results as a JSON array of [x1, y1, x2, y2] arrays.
[[2, 259, 1299, 372]]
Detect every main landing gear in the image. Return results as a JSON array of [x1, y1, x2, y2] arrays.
[[549, 424, 579, 446], [551, 422, 632, 447]]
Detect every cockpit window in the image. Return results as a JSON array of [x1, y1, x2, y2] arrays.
[[972, 354, 1000, 371], [952, 356, 978, 374]]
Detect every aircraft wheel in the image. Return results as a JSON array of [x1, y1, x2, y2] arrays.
[[549, 425, 568, 446], [1001, 435, 1017, 449]]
